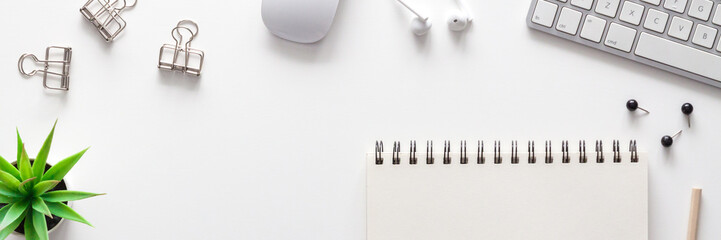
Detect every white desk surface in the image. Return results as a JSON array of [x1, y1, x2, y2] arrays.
[[1, 0, 720, 239]]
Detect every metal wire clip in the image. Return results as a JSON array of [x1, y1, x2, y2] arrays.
[[158, 20, 205, 76], [18, 47, 72, 91], [80, 0, 137, 42]]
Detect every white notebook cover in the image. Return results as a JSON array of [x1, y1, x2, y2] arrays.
[[366, 151, 648, 240]]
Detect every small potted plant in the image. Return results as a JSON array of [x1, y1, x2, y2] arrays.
[[0, 122, 103, 240]]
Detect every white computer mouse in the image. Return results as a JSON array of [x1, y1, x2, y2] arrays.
[[261, 0, 340, 44]]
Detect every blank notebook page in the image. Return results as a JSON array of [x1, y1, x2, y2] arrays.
[[366, 152, 648, 240]]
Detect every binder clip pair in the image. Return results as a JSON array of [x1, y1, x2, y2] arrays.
[[18, 47, 73, 91], [80, 0, 137, 42], [158, 20, 205, 76]]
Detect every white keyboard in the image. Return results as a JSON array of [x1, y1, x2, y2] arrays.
[[527, 0, 721, 88]]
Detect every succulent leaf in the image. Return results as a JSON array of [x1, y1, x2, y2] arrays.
[[33, 121, 56, 181], [46, 202, 92, 227], [16, 129, 22, 163], [0, 204, 12, 220], [0, 184, 22, 199], [31, 181, 59, 196], [41, 191, 104, 202], [0, 156, 19, 181], [0, 200, 29, 231], [17, 187, 28, 196], [0, 204, 16, 239], [0, 213, 23, 240], [32, 210, 48, 240], [0, 195, 16, 204], [42, 148, 88, 182], [0, 171, 21, 190], [18, 147, 32, 182], [31, 197, 51, 218], [23, 212, 39, 240], [17, 177, 37, 195]]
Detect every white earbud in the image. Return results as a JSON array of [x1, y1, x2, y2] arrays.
[[396, 0, 432, 36], [447, 0, 473, 31]]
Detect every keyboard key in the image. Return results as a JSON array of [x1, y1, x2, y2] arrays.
[[580, 15, 607, 42], [620, 1, 645, 25], [688, 0, 713, 20], [558, 0, 568, 2], [557, 7, 583, 35], [596, 0, 621, 17], [641, 0, 661, 5], [692, 24, 717, 48], [571, 0, 594, 10], [636, 32, 721, 80], [668, 16, 694, 40], [663, 0, 688, 13], [713, 5, 721, 25], [718, 40, 721, 52], [644, 9, 669, 33], [605, 23, 637, 52], [532, 0, 558, 27]]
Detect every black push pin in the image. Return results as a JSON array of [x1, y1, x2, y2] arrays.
[[661, 130, 683, 147], [626, 99, 649, 114], [682, 103, 694, 128]]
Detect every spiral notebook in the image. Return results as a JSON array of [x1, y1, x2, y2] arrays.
[[367, 140, 648, 240]]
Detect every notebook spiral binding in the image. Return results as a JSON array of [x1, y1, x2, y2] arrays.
[[477, 141, 485, 164], [562, 140, 570, 163], [545, 141, 553, 164], [511, 141, 519, 164], [374, 140, 639, 165], [494, 141, 502, 164]]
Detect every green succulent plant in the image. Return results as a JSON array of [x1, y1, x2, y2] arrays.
[[0, 122, 103, 240]]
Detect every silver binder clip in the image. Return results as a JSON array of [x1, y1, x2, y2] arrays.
[[18, 47, 72, 91], [80, 0, 137, 42], [158, 20, 205, 76]]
